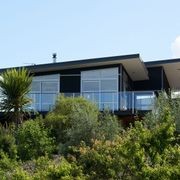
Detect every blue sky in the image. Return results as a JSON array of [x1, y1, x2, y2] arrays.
[[0, 0, 180, 68]]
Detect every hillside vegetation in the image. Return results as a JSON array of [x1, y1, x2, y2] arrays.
[[0, 94, 179, 179]]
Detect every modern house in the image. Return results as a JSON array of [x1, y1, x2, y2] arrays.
[[0, 53, 180, 119]]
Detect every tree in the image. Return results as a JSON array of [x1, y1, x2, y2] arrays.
[[44, 96, 120, 154], [0, 68, 32, 125]]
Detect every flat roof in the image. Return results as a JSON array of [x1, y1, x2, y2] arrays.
[[0, 54, 149, 81]]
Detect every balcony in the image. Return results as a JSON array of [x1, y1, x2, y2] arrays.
[[28, 91, 155, 114]]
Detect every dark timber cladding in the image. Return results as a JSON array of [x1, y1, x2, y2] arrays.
[[133, 67, 163, 91], [162, 69, 170, 91]]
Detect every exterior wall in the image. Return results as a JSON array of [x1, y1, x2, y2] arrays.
[[133, 67, 163, 91], [162, 69, 170, 91]]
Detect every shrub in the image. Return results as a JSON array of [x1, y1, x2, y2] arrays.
[[0, 125, 17, 159], [44, 113, 69, 144], [45, 96, 120, 152], [45, 96, 99, 149], [16, 119, 55, 161], [0, 152, 23, 179], [65, 100, 99, 147], [144, 91, 180, 133], [53, 95, 99, 124], [98, 110, 121, 140], [21, 155, 85, 179]]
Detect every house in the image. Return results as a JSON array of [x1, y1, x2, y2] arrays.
[[0, 53, 179, 120]]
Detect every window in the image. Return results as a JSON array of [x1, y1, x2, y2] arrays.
[[29, 74, 60, 111], [81, 68, 118, 111]]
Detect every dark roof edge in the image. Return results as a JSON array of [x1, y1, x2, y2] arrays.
[[0, 53, 140, 73], [145, 57, 180, 66]]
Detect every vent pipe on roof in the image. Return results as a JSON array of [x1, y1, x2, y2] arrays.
[[52, 53, 57, 63]]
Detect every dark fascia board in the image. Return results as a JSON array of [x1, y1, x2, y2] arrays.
[[0, 54, 140, 73], [145, 58, 180, 67]]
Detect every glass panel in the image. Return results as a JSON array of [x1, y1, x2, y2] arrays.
[[81, 70, 100, 79], [42, 82, 59, 92], [83, 92, 99, 103], [33, 74, 59, 81], [29, 93, 40, 104], [100, 103, 116, 111], [120, 93, 128, 111], [41, 94, 56, 104], [101, 93, 113, 102], [41, 104, 54, 111], [135, 92, 154, 110], [135, 93, 154, 110], [82, 81, 99, 92], [100, 92, 118, 111], [101, 68, 118, 78], [34, 104, 41, 111], [41, 94, 57, 111], [101, 80, 117, 91], [31, 82, 41, 92]]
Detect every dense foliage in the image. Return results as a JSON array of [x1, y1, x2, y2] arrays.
[[44, 96, 120, 153], [16, 119, 55, 161], [0, 125, 17, 159], [70, 108, 179, 179], [0, 95, 179, 179]]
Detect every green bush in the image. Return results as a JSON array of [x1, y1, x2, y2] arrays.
[[45, 96, 120, 151], [16, 119, 55, 161], [144, 91, 180, 132], [98, 110, 121, 140], [65, 99, 99, 147], [16, 155, 85, 179], [44, 113, 69, 144], [0, 152, 86, 179], [0, 152, 24, 179], [33, 156, 85, 179], [0, 125, 17, 159], [45, 96, 99, 146]]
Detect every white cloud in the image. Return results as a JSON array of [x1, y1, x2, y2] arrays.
[[171, 36, 180, 58]]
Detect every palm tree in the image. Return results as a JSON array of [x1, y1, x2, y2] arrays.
[[0, 68, 32, 125]]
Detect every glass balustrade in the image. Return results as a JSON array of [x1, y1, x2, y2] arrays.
[[26, 91, 155, 113]]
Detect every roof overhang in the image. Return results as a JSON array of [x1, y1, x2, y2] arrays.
[[0, 54, 149, 81], [146, 58, 180, 89], [118, 57, 148, 81]]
